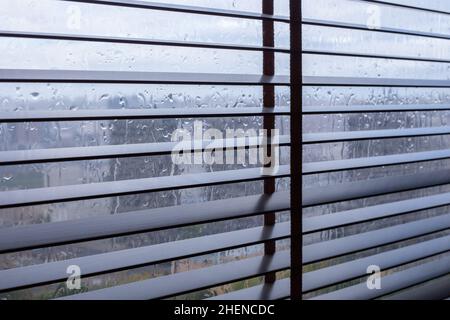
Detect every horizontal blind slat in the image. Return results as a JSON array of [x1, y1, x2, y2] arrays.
[[303, 17, 450, 40], [0, 30, 290, 53], [207, 278, 290, 300], [0, 107, 290, 123], [0, 191, 290, 253], [0, 166, 290, 208], [303, 149, 450, 174], [386, 275, 450, 300], [303, 169, 450, 207], [0, 222, 290, 292], [310, 255, 450, 300], [303, 214, 450, 264], [303, 75, 450, 87], [61, 0, 290, 22], [304, 191, 450, 233], [0, 69, 290, 85], [303, 104, 450, 114], [303, 127, 450, 144], [303, 236, 450, 292], [0, 136, 291, 166], [57, 250, 290, 300]]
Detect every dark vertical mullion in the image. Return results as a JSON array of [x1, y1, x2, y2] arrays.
[[263, 0, 277, 285], [290, 0, 303, 300]]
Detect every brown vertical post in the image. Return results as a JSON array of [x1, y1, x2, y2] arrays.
[[290, 0, 303, 300], [262, 0, 276, 284]]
